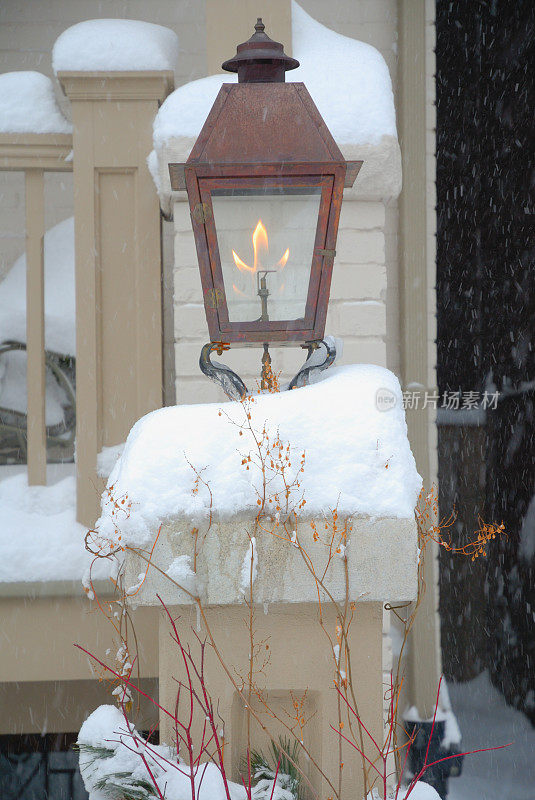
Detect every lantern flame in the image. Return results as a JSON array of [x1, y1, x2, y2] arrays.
[[278, 248, 289, 269], [232, 219, 289, 275]]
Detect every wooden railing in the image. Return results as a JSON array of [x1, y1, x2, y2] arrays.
[[0, 133, 73, 485], [1, 71, 172, 527]]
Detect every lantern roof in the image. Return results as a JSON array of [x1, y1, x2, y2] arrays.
[[185, 81, 345, 167], [221, 18, 299, 83]]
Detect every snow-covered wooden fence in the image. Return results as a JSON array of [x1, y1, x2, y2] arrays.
[[0, 63, 173, 527]]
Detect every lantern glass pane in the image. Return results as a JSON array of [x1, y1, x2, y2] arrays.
[[211, 187, 321, 324]]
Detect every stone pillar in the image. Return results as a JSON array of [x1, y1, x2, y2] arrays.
[[159, 602, 383, 800], [58, 71, 173, 527], [125, 510, 416, 798]]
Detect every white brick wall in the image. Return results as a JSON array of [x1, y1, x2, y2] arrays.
[[330, 263, 386, 301]]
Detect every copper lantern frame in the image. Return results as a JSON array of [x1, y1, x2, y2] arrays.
[[169, 19, 362, 395]]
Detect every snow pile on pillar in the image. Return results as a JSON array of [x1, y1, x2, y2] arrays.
[[150, 1, 400, 208], [97, 365, 421, 550], [52, 19, 179, 73], [153, 72, 236, 146], [152, 1, 394, 150], [0, 72, 71, 134], [290, 2, 396, 144]]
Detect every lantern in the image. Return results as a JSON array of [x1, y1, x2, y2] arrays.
[[169, 19, 361, 396]]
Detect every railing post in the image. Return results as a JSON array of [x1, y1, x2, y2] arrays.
[[25, 168, 46, 485], [398, 0, 441, 716], [57, 71, 173, 528]]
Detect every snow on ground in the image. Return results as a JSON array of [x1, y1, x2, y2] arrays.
[[79, 705, 437, 800], [96, 364, 421, 548], [0, 465, 107, 583], [78, 704, 293, 800], [0, 216, 75, 357], [0, 71, 72, 134], [366, 784, 440, 800], [52, 19, 179, 73], [152, 0, 395, 155], [401, 787, 441, 800], [403, 678, 461, 752], [448, 671, 535, 800]]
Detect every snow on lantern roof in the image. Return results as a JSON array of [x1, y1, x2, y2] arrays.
[[152, 1, 396, 152], [52, 19, 179, 73], [0, 72, 71, 134], [96, 365, 421, 549]]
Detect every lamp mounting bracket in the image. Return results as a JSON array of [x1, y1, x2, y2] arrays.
[[199, 339, 337, 400]]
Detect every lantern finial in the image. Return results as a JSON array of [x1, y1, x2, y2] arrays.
[[222, 18, 299, 83]]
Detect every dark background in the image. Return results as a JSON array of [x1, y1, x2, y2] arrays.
[[436, 0, 535, 721]]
